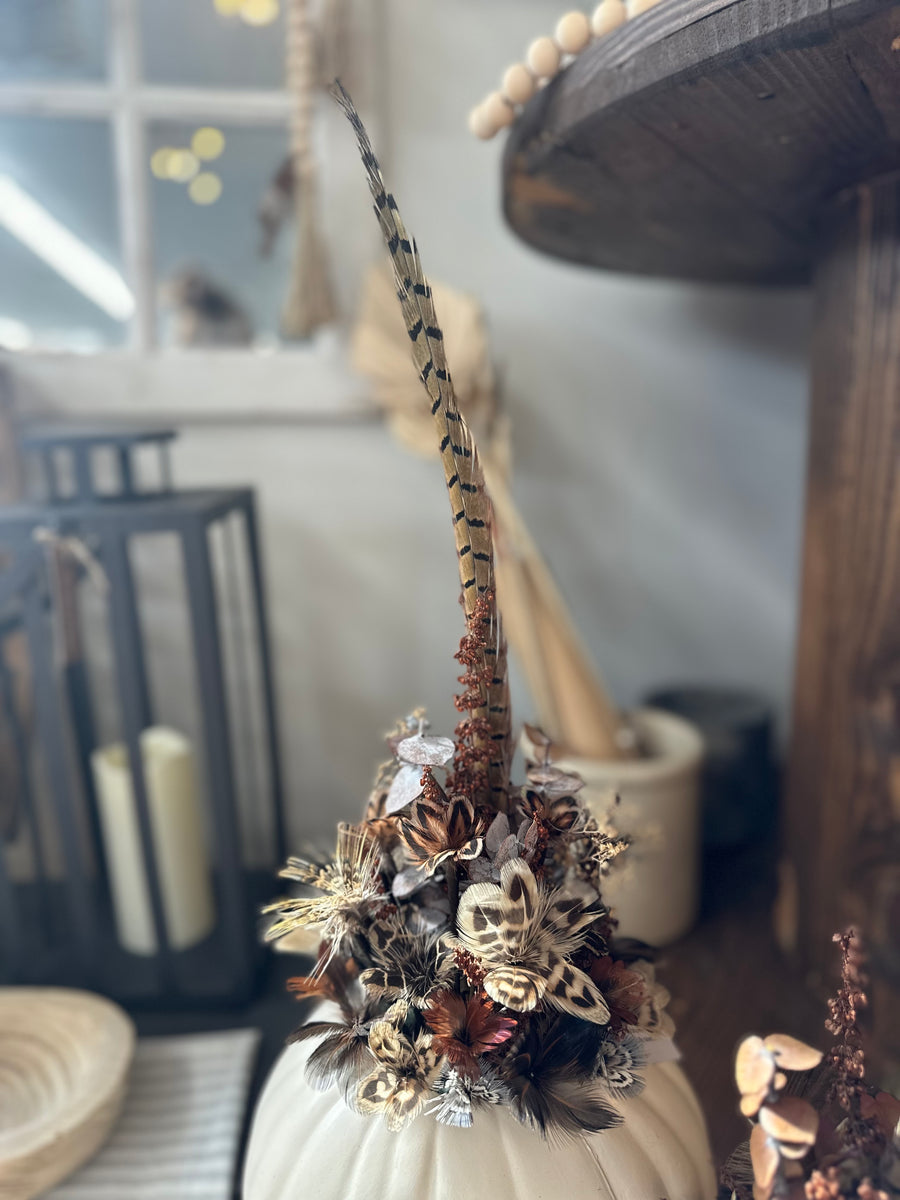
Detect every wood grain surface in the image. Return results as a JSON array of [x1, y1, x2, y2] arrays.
[[502, 0, 900, 282], [657, 843, 825, 1167], [783, 171, 900, 1080]]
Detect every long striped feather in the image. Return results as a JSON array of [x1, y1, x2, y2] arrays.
[[333, 82, 510, 807]]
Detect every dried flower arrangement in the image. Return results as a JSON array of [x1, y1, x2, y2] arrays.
[[260, 86, 677, 1141], [721, 932, 900, 1200]]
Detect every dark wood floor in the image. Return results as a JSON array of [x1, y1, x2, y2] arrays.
[[657, 843, 825, 1166]]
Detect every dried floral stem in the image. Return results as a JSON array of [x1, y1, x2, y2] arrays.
[[446, 592, 498, 808], [825, 929, 883, 1153]]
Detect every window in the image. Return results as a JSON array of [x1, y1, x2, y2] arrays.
[[0, 0, 381, 412]]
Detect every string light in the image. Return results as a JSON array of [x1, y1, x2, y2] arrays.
[[189, 173, 223, 205], [166, 149, 200, 182], [213, 0, 244, 13], [239, 0, 280, 26], [150, 148, 176, 179], [191, 127, 226, 161], [150, 129, 226, 203]]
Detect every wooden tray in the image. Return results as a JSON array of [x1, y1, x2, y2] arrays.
[[0, 988, 135, 1200]]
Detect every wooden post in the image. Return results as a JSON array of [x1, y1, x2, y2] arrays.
[[783, 171, 900, 1076]]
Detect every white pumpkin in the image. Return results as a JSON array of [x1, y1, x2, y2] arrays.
[[243, 1027, 717, 1200]]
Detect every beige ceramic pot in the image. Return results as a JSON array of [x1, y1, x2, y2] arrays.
[[525, 707, 704, 947]]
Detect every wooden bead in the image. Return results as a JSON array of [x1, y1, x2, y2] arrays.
[[591, 0, 627, 36], [555, 11, 592, 54], [468, 103, 498, 140], [502, 63, 536, 106], [626, 0, 662, 15], [526, 36, 561, 79], [483, 90, 515, 130]]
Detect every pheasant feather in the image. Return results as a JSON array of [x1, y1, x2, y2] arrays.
[[333, 82, 510, 808]]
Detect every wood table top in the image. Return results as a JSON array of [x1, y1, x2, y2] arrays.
[[501, 0, 900, 283]]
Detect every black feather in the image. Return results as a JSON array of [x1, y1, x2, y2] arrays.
[[503, 1015, 621, 1141]]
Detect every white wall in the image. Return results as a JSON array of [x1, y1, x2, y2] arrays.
[[10, 1, 813, 854], [378, 2, 811, 711]]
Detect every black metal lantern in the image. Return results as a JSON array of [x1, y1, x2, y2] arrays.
[[0, 425, 285, 1006]]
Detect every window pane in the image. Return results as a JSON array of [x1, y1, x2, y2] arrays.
[[149, 122, 292, 346], [0, 0, 107, 82], [140, 0, 285, 89], [0, 117, 128, 351]]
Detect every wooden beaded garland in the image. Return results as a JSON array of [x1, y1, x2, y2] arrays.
[[483, 91, 515, 131], [591, 0, 627, 35], [467, 104, 497, 141], [526, 35, 562, 79], [502, 62, 537, 106], [471, 2, 671, 140], [555, 10, 592, 54]]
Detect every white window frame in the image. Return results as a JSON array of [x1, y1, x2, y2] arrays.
[[0, 0, 383, 422]]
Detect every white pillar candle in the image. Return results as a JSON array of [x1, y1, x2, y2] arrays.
[[92, 726, 216, 955]]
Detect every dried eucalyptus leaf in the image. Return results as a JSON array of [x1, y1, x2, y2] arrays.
[[522, 723, 552, 752], [385, 763, 425, 814], [397, 734, 455, 766], [485, 812, 510, 856], [493, 834, 522, 870], [392, 864, 430, 899], [526, 766, 585, 797]]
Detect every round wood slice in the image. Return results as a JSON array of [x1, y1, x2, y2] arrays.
[[502, 0, 900, 283], [0, 988, 135, 1200]]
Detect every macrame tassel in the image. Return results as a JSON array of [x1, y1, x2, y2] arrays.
[[281, 0, 337, 339]]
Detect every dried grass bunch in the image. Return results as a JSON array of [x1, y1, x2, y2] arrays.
[[261, 86, 675, 1141]]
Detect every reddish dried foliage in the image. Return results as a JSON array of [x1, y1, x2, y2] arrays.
[[825, 930, 882, 1152], [454, 947, 487, 990], [446, 592, 496, 803]]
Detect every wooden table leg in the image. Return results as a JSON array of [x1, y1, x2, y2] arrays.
[[783, 171, 900, 1084]]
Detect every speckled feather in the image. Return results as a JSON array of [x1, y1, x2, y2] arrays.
[[333, 81, 510, 808], [456, 859, 611, 1023]]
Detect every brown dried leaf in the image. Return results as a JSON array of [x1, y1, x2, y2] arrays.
[[758, 1096, 818, 1146], [763, 1034, 823, 1072], [736, 1036, 776, 1096], [750, 1123, 779, 1189]]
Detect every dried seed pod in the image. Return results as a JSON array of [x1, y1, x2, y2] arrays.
[[740, 1088, 770, 1118], [763, 1034, 824, 1072], [758, 1095, 818, 1146], [749, 1124, 779, 1190], [736, 1035, 776, 1097]]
